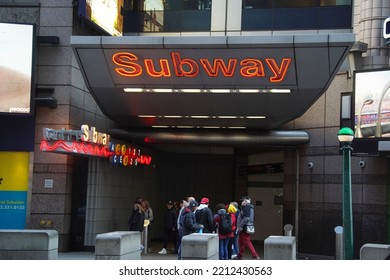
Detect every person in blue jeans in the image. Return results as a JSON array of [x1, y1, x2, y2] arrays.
[[214, 203, 235, 260]]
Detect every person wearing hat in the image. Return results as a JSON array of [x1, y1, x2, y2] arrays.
[[177, 199, 203, 259], [195, 197, 214, 233], [158, 201, 177, 254]]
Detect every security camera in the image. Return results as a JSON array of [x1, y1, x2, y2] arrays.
[[308, 162, 314, 169], [358, 160, 365, 168]]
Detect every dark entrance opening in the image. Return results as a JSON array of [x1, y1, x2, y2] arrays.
[[69, 156, 89, 251]]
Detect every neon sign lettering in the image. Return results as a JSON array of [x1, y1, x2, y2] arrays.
[[109, 143, 152, 167], [112, 52, 292, 83], [43, 125, 110, 147], [41, 125, 152, 166], [40, 140, 111, 157]]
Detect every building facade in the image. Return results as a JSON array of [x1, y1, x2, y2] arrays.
[[0, 0, 389, 258]]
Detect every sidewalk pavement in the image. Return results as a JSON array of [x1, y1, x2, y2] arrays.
[[58, 241, 265, 260], [57, 242, 333, 260]]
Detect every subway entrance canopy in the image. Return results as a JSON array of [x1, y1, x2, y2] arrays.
[[71, 34, 355, 147]]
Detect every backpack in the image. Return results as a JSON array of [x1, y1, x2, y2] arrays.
[[218, 212, 232, 235]]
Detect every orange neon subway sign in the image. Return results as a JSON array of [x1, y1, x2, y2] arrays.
[[112, 52, 292, 83]]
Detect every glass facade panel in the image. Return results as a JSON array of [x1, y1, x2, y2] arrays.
[[123, 0, 352, 33], [243, 0, 352, 9], [242, 0, 352, 31], [123, 0, 211, 32]]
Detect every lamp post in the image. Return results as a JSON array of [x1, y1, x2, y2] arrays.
[[338, 127, 355, 260]]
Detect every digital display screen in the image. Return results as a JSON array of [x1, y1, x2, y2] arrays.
[[354, 68, 390, 139], [0, 22, 34, 115], [83, 0, 123, 36]]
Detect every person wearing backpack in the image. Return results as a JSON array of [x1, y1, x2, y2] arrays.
[[214, 203, 235, 260]]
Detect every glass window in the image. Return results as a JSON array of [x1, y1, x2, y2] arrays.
[[274, 0, 319, 8], [123, 0, 211, 32], [243, 0, 273, 9]]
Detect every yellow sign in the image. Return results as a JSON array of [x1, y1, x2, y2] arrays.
[[0, 152, 30, 191]]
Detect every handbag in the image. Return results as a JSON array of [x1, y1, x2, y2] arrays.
[[245, 223, 255, 234]]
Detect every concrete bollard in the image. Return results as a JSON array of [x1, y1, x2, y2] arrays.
[[264, 236, 296, 260], [95, 231, 142, 260], [181, 233, 219, 260], [334, 226, 343, 260], [284, 224, 293, 236], [360, 243, 390, 260], [0, 229, 58, 260]]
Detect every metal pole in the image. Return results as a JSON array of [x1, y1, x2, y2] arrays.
[[341, 143, 354, 259], [295, 148, 299, 250]]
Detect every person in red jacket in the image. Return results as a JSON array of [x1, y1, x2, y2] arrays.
[[214, 203, 236, 260]]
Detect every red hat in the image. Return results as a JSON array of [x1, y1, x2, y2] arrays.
[[200, 197, 209, 204]]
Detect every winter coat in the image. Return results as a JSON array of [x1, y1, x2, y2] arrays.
[[129, 203, 145, 232], [164, 207, 177, 229], [182, 207, 202, 236], [237, 203, 254, 232], [195, 204, 214, 233], [213, 208, 235, 239]]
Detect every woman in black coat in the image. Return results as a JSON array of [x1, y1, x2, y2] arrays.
[[129, 198, 145, 232]]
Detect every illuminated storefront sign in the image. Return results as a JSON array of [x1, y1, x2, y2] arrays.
[[43, 124, 110, 146], [112, 52, 292, 83], [40, 125, 152, 166], [109, 143, 152, 167]]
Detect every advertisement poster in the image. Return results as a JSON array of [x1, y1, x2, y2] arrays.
[[0, 22, 34, 114], [354, 68, 390, 138], [0, 152, 30, 229]]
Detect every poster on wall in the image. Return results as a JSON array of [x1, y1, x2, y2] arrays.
[[0, 22, 35, 115], [0, 152, 30, 229], [354, 68, 390, 138]]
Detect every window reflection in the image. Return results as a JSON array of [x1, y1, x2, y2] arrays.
[[243, 0, 352, 9], [123, 0, 212, 32]]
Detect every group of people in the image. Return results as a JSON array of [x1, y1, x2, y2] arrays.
[[158, 196, 260, 260]]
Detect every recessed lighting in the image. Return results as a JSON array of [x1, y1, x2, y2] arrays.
[[181, 89, 202, 93], [138, 115, 156, 118], [218, 116, 238, 119], [152, 89, 173, 93], [162, 115, 183, 118], [269, 89, 291, 93], [210, 89, 230, 93], [190, 116, 210, 118], [246, 116, 266, 119], [238, 89, 260, 93], [124, 88, 143, 92]]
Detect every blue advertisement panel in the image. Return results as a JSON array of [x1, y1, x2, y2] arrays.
[[0, 152, 30, 229]]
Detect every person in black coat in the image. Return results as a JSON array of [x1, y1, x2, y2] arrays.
[[129, 198, 145, 232], [158, 201, 177, 254], [195, 197, 214, 233], [182, 200, 203, 235]]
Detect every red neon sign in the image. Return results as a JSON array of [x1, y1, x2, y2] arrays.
[[40, 140, 112, 157], [109, 143, 152, 166], [112, 52, 292, 83], [40, 140, 153, 167]]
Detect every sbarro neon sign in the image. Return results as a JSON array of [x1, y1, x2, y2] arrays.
[[40, 125, 152, 166]]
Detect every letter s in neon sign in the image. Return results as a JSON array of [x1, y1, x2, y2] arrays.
[[112, 52, 142, 77], [80, 125, 89, 142]]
